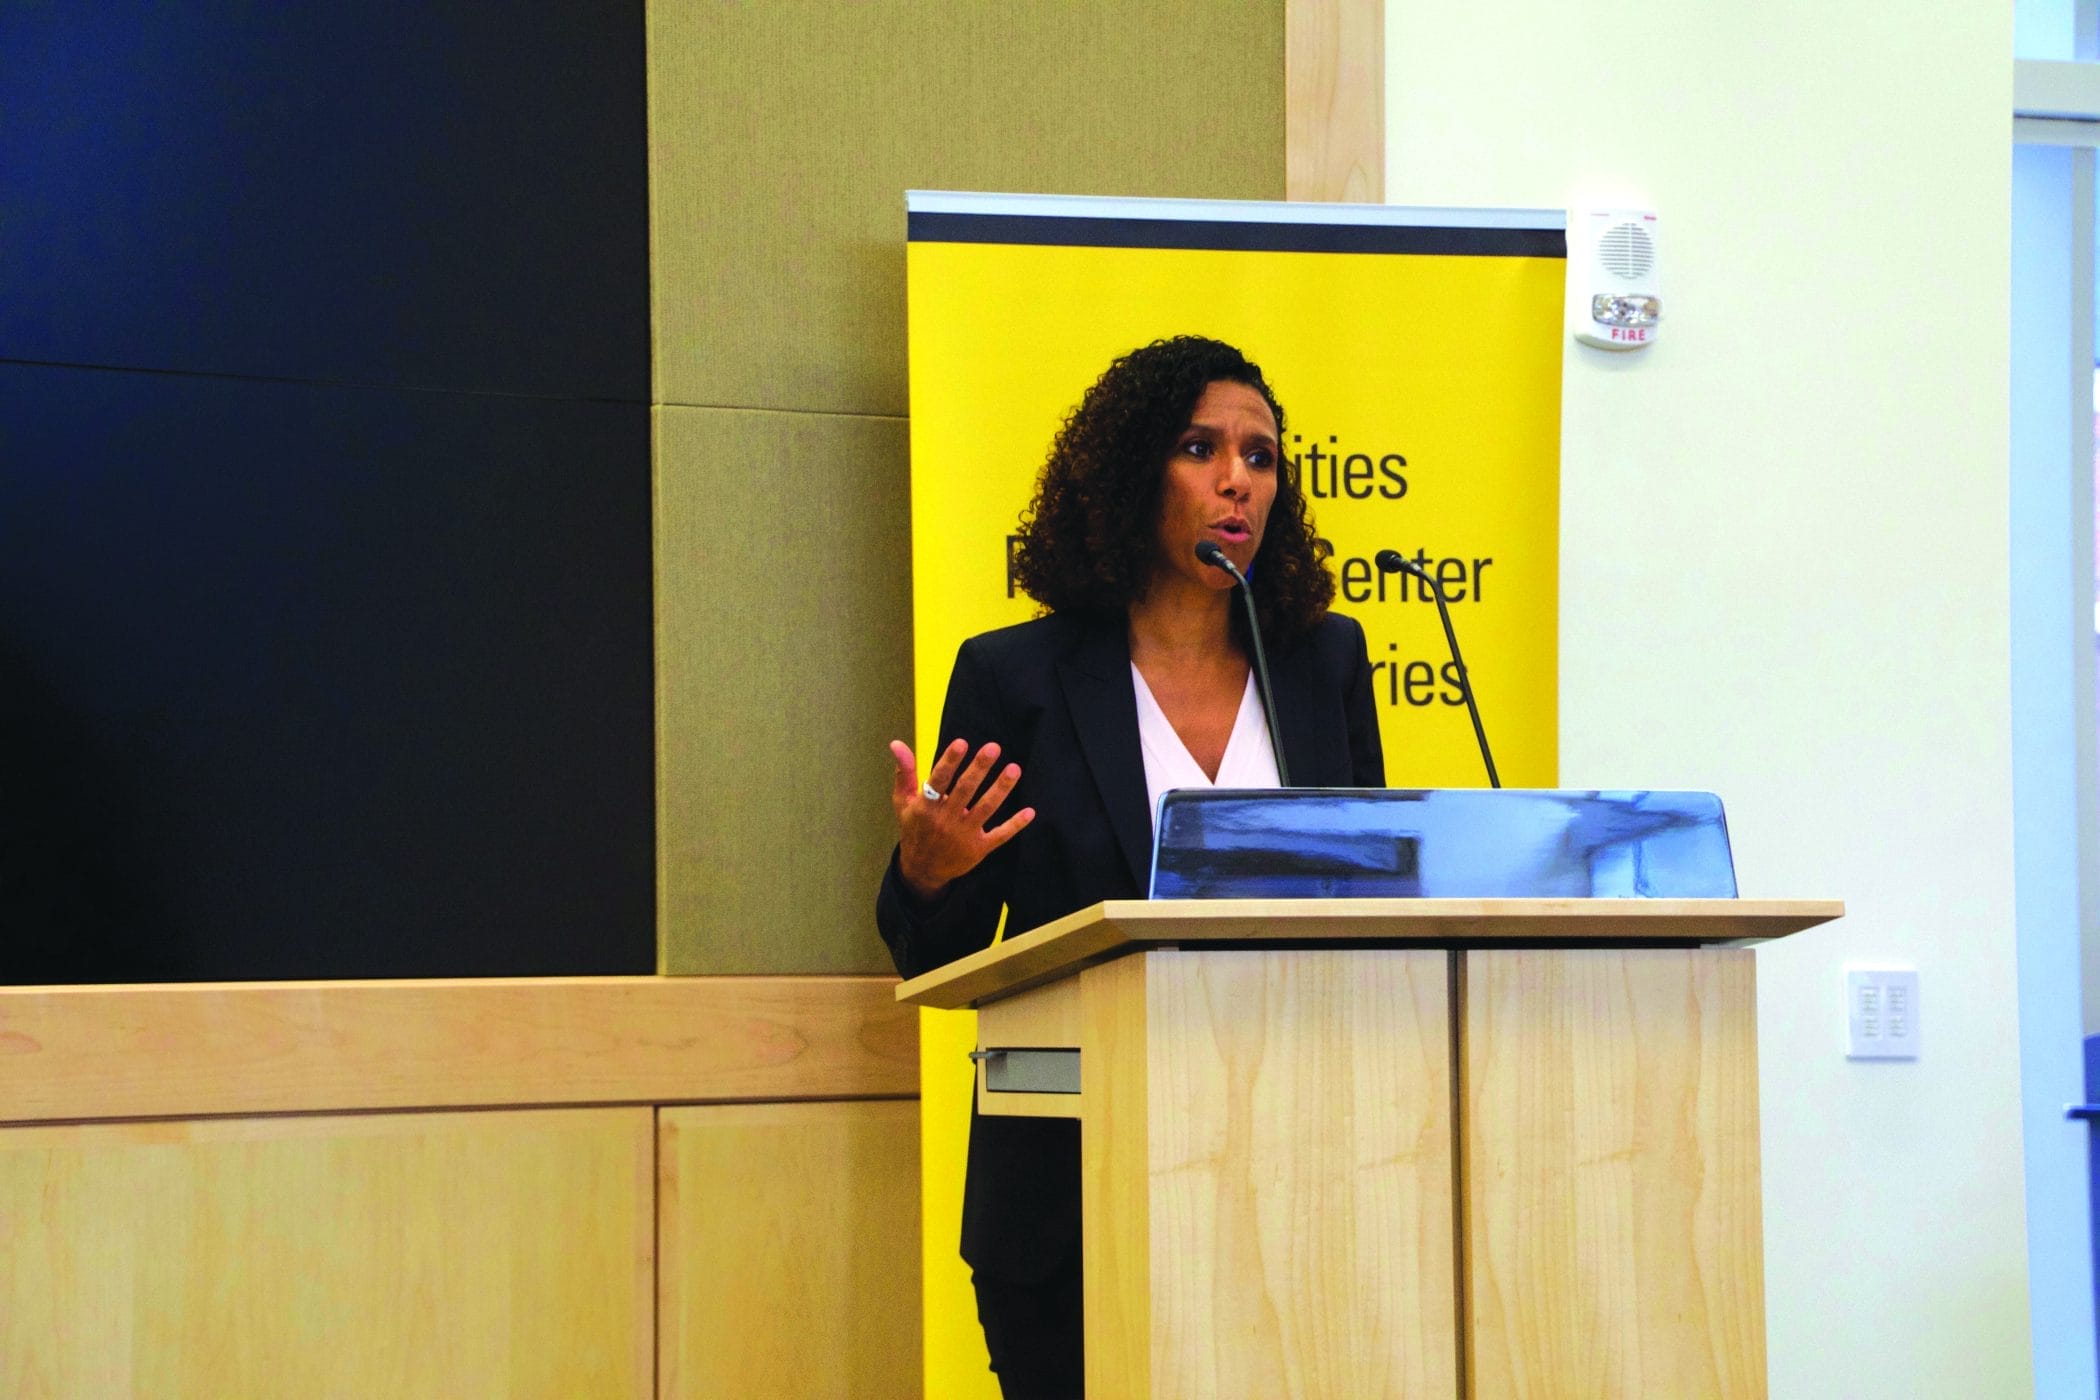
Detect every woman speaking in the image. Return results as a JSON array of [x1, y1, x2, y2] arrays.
[[876, 335, 1384, 1398]]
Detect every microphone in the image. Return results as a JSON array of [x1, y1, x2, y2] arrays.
[[1374, 549, 1500, 788], [1194, 541, 1292, 786]]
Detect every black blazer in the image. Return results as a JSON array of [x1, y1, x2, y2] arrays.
[[876, 607, 1384, 1283]]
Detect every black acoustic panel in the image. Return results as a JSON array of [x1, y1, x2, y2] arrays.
[[0, 362, 653, 982], [0, 2, 647, 401]]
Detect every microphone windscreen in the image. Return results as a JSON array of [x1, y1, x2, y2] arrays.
[[1194, 540, 1228, 567], [1374, 549, 1407, 574]]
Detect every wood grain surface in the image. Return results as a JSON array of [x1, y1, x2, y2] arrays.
[[1288, 0, 1384, 201], [1465, 949, 1767, 1399], [0, 1107, 654, 1400], [1081, 953, 1154, 1398], [976, 975, 1082, 1118], [0, 976, 916, 1123], [658, 1101, 921, 1399], [896, 899, 1842, 1010], [1143, 949, 1456, 1398]]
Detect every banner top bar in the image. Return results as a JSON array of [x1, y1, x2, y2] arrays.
[[904, 189, 1565, 231]]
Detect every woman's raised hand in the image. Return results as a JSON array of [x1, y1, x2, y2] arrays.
[[888, 738, 1036, 902]]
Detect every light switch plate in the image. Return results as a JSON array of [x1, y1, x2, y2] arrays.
[[1845, 965, 1920, 1060]]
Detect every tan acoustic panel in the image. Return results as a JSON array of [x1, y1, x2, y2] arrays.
[[647, 0, 1287, 417], [0, 1108, 654, 1400], [1465, 949, 1767, 1399], [656, 404, 911, 974], [659, 1100, 922, 1398]]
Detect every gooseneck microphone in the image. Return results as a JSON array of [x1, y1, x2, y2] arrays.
[[1194, 540, 1291, 786], [1374, 549, 1500, 789]]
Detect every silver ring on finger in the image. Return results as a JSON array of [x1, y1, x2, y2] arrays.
[[921, 782, 944, 803]]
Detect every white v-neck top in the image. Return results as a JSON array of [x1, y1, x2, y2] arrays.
[[1130, 663, 1281, 837]]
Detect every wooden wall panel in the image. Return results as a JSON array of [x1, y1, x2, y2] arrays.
[[1464, 949, 1767, 1400], [655, 406, 912, 973], [0, 976, 914, 1123], [659, 1100, 922, 1398], [1287, 0, 1385, 202], [0, 1108, 654, 1400]]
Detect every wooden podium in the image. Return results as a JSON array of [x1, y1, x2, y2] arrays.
[[898, 896, 1841, 1400]]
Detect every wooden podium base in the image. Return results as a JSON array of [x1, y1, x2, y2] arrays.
[[966, 936, 1775, 1398], [1080, 948, 1458, 1397], [909, 899, 1833, 1399], [1464, 948, 1764, 1400]]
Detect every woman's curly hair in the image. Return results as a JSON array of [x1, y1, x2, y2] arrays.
[[1009, 336, 1334, 648]]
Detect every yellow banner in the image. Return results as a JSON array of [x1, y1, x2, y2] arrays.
[[904, 198, 1563, 1396]]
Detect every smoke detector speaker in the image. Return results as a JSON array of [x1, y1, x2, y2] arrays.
[[1569, 209, 1661, 350]]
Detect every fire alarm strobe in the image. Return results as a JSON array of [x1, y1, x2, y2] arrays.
[[1569, 209, 1660, 350]]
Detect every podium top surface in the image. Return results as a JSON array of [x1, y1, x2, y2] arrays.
[[894, 897, 1843, 1010]]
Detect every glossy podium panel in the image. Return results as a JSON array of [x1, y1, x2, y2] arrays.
[[1149, 788, 1738, 900]]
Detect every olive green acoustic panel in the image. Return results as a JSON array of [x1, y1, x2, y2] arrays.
[[648, 0, 1287, 974], [647, 1, 1287, 417], [655, 405, 911, 973]]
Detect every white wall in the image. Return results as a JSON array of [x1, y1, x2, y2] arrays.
[[2010, 140, 2100, 1395], [1386, 5, 2033, 1397]]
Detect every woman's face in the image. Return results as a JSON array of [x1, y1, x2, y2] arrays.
[[1151, 379, 1281, 595]]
